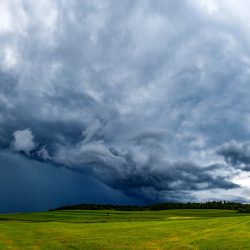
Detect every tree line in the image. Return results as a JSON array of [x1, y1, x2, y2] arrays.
[[49, 201, 250, 213]]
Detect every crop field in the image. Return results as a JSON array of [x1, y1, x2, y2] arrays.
[[0, 209, 250, 249]]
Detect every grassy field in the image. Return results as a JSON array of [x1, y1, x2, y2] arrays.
[[0, 209, 250, 249]]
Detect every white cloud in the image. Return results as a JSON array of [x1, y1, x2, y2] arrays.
[[11, 129, 35, 155], [0, 1, 12, 32], [3, 46, 18, 69]]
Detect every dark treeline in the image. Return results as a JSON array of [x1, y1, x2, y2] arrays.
[[49, 201, 250, 213]]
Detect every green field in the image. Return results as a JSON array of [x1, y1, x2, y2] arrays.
[[0, 209, 250, 249]]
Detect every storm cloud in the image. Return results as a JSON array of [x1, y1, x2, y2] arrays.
[[1, 0, 250, 209], [217, 141, 250, 170]]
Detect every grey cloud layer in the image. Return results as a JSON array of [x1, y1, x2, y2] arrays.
[[217, 141, 250, 170], [1, 0, 250, 202]]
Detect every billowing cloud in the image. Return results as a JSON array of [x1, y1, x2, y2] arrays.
[[217, 141, 250, 170], [1, 0, 250, 205], [50, 139, 238, 201], [11, 129, 35, 155]]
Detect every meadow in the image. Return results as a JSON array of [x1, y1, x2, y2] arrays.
[[0, 209, 250, 249]]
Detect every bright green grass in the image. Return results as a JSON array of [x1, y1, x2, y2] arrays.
[[0, 209, 250, 249]]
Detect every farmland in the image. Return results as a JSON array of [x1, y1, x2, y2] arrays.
[[0, 209, 250, 249]]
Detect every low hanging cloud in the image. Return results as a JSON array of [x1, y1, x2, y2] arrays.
[[11, 126, 239, 202], [1, 0, 250, 203], [11, 129, 35, 155]]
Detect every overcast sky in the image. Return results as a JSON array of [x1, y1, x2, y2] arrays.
[[1, 0, 250, 212]]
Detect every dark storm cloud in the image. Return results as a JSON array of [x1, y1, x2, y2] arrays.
[[1, 0, 250, 205], [95, 160, 238, 202], [217, 141, 250, 170], [10, 131, 238, 202]]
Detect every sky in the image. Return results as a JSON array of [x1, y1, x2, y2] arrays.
[[1, 0, 250, 212]]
